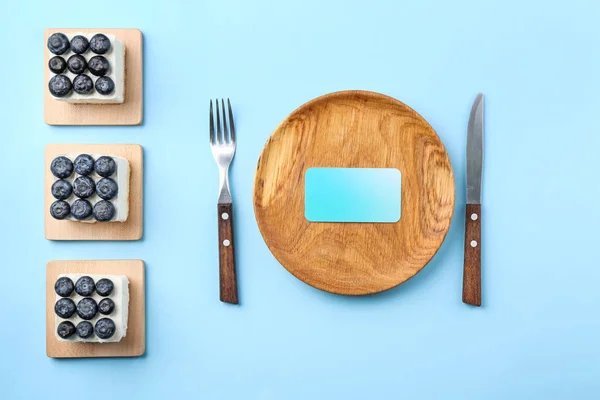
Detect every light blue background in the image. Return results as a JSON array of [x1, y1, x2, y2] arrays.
[[305, 168, 401, 222], [1, 0, 599, 399]]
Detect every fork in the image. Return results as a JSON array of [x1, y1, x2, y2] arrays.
[[209, 99, 238, 304]]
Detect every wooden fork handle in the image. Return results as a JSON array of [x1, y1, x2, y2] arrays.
[[463, 204, 481, 306], [218, 203, 238, 304]]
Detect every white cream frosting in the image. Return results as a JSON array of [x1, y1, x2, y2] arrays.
[[49, 32, 125, 104], [54, 274, 129, 343], [52, 153, 130, 223]]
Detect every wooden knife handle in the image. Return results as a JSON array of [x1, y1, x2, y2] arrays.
[[462, 204, 481, 306], [218, 203, 238, 304]]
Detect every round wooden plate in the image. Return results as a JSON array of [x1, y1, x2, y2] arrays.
[[253, 91, 455, 295]]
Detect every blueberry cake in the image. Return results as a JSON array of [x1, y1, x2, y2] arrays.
[[54, 274, 130, 343], [49, 154, 130, 222], [47, 32, 125, 103]]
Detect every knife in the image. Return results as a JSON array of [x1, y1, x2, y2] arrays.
[[463, 93, 484, 306]]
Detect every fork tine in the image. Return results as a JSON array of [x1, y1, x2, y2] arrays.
[[216, 99, 222, 144], [209, 100, 215, 144], [227, 99, 235, 144], [221, 99, 229, 144]]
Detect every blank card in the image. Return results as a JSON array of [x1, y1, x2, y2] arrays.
[[305, 168, 401, 223]]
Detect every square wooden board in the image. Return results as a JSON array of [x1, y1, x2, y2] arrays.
[[46, 260, 146, 358], [44, 28, 143, 126], [45, 144, 143, 241]]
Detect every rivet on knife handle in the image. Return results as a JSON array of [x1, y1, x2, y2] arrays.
[[463, 204, 481, 306]]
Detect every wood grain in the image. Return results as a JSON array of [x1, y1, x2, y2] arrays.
[[43, 28, 143, 126], [463, 204, 481, 306], [46, 260, 145, 358], [253, 91, 455, 295], [44, 144, 143, 241], [218, 203, 238, 304]]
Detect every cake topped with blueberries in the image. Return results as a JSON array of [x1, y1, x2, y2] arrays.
[[47, 32, 125, 104], [49, 153, 130, 223], [54, 274, 130, 343]]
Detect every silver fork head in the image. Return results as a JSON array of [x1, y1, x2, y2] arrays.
[[209, 98, 236, 167], [210, 99, 236, 204]]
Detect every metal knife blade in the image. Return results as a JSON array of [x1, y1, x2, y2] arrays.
[[466, 93, 484, 204]]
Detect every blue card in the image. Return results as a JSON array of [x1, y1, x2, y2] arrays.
[[305, 168, 401, 223]]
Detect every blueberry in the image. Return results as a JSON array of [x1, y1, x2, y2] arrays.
[[96, 178, 118, 200], [76, 321, 94, 339], [73, 74, 94, 95], [96, 279, 114, 296], [74, 154, 94, 175], [54, 277, 74, 297], [77, 298, 98, 320], [47, 33, 69, 55], [89, 34, 111, 54], [93, 200, 115, 221], [67, 54, 87, 74], [70, 35, 89, 54], [98, 298, 115, 315], [48, 56, 66, 74], [95, 76, 115, 95], [57, 321, 76, 339], [51, 180, 72, 200], [50, 200, 70, 220], [75, 276, 95, 296], [70, 199, 93, 220], [48, 75, 72, 97], [95, 318, 116, 339], [50, 156, 73, 178], [54, 298, 76, 318], [73, 176, 95, 198], [94, 156, 116, 177], [88, 56, 109, 76]]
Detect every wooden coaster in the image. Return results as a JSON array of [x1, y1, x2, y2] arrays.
[[43, 28, 143, 126], [254, 91, 455, 295], [46, 260, 145, 358], [45, 144, 143, 241]]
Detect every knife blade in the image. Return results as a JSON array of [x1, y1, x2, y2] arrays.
[[463, 93, 484, 306]]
